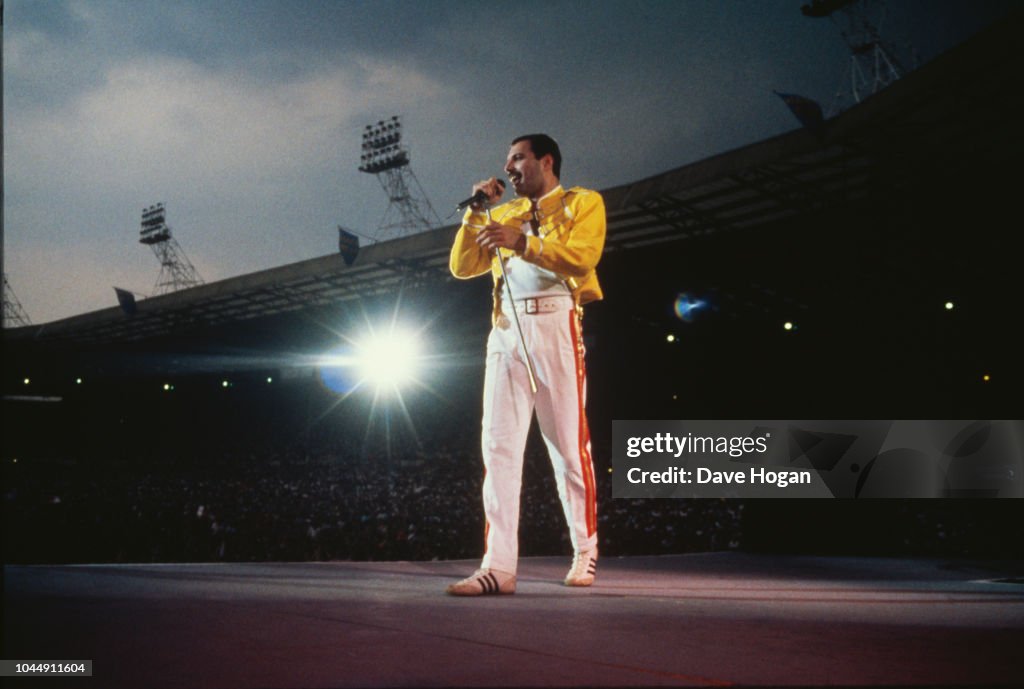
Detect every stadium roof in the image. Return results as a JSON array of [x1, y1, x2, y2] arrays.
[[5, 11, 1018, 348]]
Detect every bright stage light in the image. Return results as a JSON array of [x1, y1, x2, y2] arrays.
[[317, 326, 423, 395], [355, 329, 421, 392]]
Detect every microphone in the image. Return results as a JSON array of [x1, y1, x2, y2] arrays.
[[456, 179, 505, 211]]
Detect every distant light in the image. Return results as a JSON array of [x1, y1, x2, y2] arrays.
[[12, 458, 18, 464], [945, 301, 955, 311], [666, 334, 676, 343], [783, 321, 794, 331], [163, 383, 172, 391], [221, 380, 230, 388], [607, 467, 613, 474], [75, 378, 83, 385], [23, 378, 30, 385], [983, 374, 991, 382], [266, 377, 273, 384]]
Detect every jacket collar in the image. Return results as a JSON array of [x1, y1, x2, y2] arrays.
[[533, 184, 566, 220]]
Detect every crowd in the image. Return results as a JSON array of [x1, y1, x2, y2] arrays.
[[2, 433, 744, 565], [5, 399, 1015, 564]]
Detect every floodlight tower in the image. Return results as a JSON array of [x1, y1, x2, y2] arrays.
[[2, 274, 32, 327], [802, 0, 908, 114], [358, 116, 441, 242], [139, 203, 204, 295]]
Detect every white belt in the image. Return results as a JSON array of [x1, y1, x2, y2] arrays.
[[512, 296, 573, 315]]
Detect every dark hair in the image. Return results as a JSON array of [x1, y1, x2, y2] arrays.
[[511, 133, 562, 178]]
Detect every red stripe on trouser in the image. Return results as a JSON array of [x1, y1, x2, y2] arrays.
[[569, 311, 597, 537], [482, 468, 489, 554]]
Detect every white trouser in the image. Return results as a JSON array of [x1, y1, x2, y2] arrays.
[[479, 298, 598, 575]]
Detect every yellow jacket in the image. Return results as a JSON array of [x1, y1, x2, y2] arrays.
[[449, 185, 606, 307]]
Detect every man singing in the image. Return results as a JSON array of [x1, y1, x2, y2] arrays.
[[447, 134, 606, 596]]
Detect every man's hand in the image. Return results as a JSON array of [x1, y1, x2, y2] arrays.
[[477, 222, 526, 253], [470, 177, 506, 211]]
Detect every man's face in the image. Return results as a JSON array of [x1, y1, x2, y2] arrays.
[[505, 140, 548, 199]]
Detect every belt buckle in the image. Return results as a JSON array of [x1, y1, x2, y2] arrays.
[[525, 298, 538, 315]]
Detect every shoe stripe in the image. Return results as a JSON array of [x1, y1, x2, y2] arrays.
[[480, 572, 496, 594]]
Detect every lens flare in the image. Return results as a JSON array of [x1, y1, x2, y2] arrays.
[[673, 293, 707, 323], [316, 349, 360, 394]]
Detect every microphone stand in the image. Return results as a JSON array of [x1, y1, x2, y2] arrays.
[[487, 206, 538, 395]]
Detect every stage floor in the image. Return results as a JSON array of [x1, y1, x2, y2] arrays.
[[4, 552, 1024, 687]]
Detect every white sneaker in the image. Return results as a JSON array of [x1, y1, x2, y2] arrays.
[[446, 568, 516, 596], [565, 548, 597, 587]]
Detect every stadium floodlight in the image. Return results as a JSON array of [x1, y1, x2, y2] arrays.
[[801, 0, 909, 114], [355, 115, 440, 240], [138, 203, 203, 295], [358, 118, 408, 174], [139, 204, 170, 244]]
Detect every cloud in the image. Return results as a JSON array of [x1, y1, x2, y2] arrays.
[[5, 47, 453, 322], [9, 53, 447, 192]]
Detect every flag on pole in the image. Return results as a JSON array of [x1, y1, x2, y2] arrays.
[[338, 227, 360, 266], [114, 287, 137, 315], [774, 91, 824, 130]]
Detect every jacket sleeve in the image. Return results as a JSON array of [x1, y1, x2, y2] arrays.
[[449, 209, 494, 279], [518, 191, 605, 278]]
